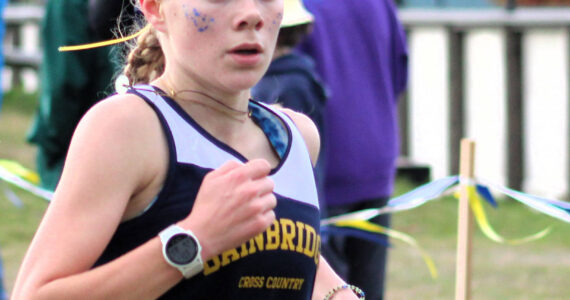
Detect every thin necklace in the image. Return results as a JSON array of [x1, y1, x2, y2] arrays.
[[160, 80, 252, 119]]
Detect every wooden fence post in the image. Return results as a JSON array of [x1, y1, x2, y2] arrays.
[[455, 138, 476, 300]]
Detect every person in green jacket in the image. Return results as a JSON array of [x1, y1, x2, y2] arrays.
[[28, 0, 116, 190]]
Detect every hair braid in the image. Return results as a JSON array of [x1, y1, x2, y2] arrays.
[[124, 26, 165, 85]]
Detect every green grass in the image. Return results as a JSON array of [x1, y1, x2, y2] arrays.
[[2, 87, 39, 115], [1, 88, 48, 295], [1, 88, 570, 299], [386, 181, 570, 299]]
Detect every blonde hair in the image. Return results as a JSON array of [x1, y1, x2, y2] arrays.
[[58, 1, 165, 87], [123, 23, 166, 85]]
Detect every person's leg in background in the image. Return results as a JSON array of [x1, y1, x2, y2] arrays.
[[345, 198, 391, 300], [321, 198, 391, 300], [320, 204, 351, 280]]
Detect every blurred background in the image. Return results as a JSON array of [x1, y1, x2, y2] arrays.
[[4, 0, 570, 198], [394, 0, 570, 202], [1, 0, 569, 299]]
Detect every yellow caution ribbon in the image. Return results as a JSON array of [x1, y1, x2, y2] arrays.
[[58, 24, 151, 52], [0, 159, 53, 201], [455, 186, 551, 245], [0, 159, 40, 184], [334, 219, 438, 279]]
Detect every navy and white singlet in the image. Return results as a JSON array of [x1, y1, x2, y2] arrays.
[[93, 85, 321, 299]]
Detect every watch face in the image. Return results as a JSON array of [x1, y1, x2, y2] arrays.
[[166, 233, 198, 265]]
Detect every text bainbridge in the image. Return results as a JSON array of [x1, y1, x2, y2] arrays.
[[203, 218, 321, 275]]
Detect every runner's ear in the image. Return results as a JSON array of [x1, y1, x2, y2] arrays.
[[139, 0, 167, 32]]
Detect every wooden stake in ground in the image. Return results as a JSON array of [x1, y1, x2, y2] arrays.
[[455, 138, 476, 300]]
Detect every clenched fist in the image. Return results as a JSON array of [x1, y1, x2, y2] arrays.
[[179, 159, 277, 260]]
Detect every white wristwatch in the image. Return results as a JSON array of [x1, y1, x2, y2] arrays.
[[159, 225, 203, 278]]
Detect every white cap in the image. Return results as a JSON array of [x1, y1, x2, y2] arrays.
[[281, 0, 314, 28]]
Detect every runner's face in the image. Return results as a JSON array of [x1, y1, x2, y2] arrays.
[[159, 0, 284, 93]]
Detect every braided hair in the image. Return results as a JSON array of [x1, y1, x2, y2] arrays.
[[123, 24, 165, 85]]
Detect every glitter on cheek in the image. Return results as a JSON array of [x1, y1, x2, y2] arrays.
[[182, 4, 215, 33]]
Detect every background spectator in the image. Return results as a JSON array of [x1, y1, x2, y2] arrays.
[[298, 0, 409, 299], [27, 0, 117, 190], [252, 0, 328, 215]]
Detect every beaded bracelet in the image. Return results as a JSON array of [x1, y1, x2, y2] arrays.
[[323, 284, 365, 300]]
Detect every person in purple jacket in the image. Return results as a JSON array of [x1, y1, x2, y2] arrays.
[[298, 1, 409, 299]]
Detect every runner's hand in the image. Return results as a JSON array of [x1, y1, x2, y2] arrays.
[[180, 159, 276, 260]]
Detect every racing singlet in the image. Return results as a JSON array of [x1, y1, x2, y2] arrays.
[[93, 85, 321, 299]]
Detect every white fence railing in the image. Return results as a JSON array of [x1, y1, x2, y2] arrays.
[[2, 4, 43, 91], [398, 8, 570, 198]]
